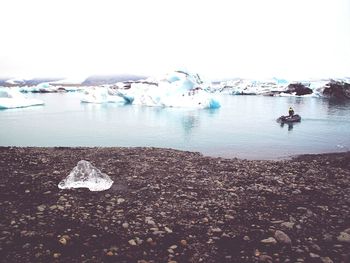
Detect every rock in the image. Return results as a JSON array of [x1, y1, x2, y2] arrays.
[[286, 83, 313, 96], [343, 228, 350, 234], [281, 222, 295, 230], [180, 239, 188, 246], [320, 257, 333, 263], [274, 230, 292, 245], [224, 214, 234, 220], [106, 251, 114, 256], [135, 237, 143, 245], [128, 239, 137, 246], [309, 252, 320, 259], [261, 237, 277, 245], [37, 205, 46, 212], [59, 238, 67, 246], [169, 245, 177, 250], [53, 253, 61, 258], [323, 81, 350, 99], [310, 243, 321, 252], [22, 243, 31, 249], [164, 226, 173, 233], [211, 227, 222, 233], [117, 198, 125, 204], [145, 217, 155, 225], [122, 222, 129, 229], [323, 233, 333, 242], [259, 254, 273, 263], [337, 232, 350, 243], [56, 205, 64, 211]]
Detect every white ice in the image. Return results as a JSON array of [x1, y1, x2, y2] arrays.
[[115, 70, 221, 109], [58, 160, 113, 192], [80, 87, 127, 104], [0, 88, 44, 109], [213, 77, 350, 97]]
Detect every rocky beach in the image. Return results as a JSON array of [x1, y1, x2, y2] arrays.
[[0, 147, 349, 263]]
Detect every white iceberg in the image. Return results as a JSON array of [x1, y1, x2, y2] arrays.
[[58, 160, 113, 191], [0, 88, 44, 109], [214, 78, 289, 95], [114, 70, 221, 109], [81, 87, 128, 104]]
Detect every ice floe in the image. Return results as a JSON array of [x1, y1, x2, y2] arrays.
[[80, 87, 129, 104], [19, 83, 81, 93], [0, 88, 44, 109]]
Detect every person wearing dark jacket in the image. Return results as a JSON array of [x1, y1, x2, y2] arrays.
[[288, 107, 294, 117]]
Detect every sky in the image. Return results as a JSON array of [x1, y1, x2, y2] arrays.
[[0, 0, 349, 80]]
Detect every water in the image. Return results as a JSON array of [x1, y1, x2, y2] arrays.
[[1, 92, 350, 159]]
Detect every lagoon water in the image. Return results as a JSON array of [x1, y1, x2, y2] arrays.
[[0, 92, 349, 159]]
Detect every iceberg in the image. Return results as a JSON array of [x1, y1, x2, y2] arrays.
[[213, 78, 289, 95], [0, 88, 44, 109], [211, 77, 350, 98], [112, 70, 221, 109], [80, 87, 128, 104], [58, 160, 113, 192]]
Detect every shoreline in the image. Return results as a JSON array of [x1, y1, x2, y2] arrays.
[[0, 147, 349, 262]]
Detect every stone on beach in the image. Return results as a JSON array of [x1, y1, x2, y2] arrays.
[[58, 160, 113, 191]]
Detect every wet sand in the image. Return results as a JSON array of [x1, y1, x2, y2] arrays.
[[0, 147, 349, 263]]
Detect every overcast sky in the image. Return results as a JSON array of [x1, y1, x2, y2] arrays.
[[0, 0, 349, 80]]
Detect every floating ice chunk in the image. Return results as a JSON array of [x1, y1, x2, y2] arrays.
[[81, 87, 127, 104], [0, 88, 44, 109], [116, 70, 220, 109], [58, 160, 113, 191]]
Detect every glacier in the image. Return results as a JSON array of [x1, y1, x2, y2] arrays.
[[58, 160, 113, 192], [0, 87, 44, 109]]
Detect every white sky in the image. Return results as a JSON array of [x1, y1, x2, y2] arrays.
[[0, 0, 349, 80]]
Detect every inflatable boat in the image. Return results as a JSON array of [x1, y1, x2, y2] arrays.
[[277, 114, 301, 123]]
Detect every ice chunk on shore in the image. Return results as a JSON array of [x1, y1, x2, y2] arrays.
[[58, 160, 113, 191]]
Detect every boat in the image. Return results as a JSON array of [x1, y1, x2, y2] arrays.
[[276, 114, 301, 123]]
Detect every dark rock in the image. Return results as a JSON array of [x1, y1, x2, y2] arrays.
[[322, 81, 350, 99], [286, 83, 313, 96]]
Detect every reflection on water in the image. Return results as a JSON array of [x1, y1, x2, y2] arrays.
[[0, 93, 350, 159], [279, 122, 296, 131], [182, 113, 199, 136]]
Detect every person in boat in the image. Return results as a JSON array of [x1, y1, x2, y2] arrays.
[[288, 107, 294, 117]]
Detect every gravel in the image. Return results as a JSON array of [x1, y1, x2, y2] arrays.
[[0, 147, 349, 262]]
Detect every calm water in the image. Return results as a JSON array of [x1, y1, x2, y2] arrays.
[[1, 92, 349, 159]]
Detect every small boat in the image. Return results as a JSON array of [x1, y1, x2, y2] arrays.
[[277, 114, 301, 123]]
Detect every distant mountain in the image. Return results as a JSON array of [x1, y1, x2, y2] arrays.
[[0, 78, 62, 87], [82, 74, 147, 86]]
